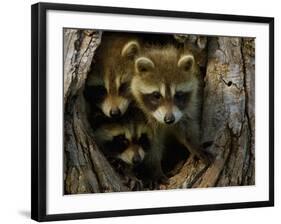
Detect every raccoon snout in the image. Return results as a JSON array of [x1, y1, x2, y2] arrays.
[[109, 108, 121, 118], [164, 114, 175, 124], [132, 154, 142, 165]]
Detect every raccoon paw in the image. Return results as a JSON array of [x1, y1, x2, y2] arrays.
[[145, 180, 158, 190], [125, 176, 143, 191], [130, 179, 143, 191], [110, 158, 131, 175]]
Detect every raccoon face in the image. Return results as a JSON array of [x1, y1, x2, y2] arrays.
[[95, 122, 151, 166], [86, 41, 140, 118], [100, 77, 131, 118], [132, 52, 198, 125]]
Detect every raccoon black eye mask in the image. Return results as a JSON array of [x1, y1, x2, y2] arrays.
[[174, 91, 192, 110], [141, 90, 191, 112], [111, 134, 130, 153], [118, 82, 130, 96], [103, 132, 151, 153], [137, 133, 151, 151]]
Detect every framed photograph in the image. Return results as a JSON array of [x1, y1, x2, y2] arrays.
[[31, 2, 274, 222]]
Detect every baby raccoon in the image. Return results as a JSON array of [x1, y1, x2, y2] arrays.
[[93, 109, 152, 167], [130, 43, 210, 164], [85, 32, 140, 118]]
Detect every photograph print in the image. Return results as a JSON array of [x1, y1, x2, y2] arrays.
[[63, 29, 255, 194]]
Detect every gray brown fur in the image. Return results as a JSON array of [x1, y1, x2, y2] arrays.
[[130, 43, 209, 167], [86, 32, 140, 117], [93, 107, 152, 167]]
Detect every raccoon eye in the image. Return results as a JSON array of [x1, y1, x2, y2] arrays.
[[138, 133, 150, 151], [174, 91, 186, 100], [152, 91, 161, 100], [118, 82, 129, 95], [113, 134, 130, 149]]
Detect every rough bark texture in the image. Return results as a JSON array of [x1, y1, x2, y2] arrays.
[[64, 30, 255, 194], [166, 36, 255, 189], [64, 29, 128, 194]]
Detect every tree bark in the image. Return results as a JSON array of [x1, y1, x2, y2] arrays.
[[64, 29, 128, 194], [64, 30, 255, 193], [167, 36, 255, 189]]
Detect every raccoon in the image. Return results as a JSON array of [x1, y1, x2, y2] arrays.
[[130, 44, 210, 164], [85, 32, 140, 118], [93, 108, 152, 167]]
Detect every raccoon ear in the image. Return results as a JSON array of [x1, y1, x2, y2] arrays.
[[135, 57, 155, 74], [178, 55, 195, 72], [121, 41, 140, 59]]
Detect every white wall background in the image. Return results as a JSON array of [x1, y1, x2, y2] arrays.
[[0, 0, 279, 223]]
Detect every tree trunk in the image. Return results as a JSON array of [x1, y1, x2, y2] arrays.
[[64, 29, 128, 194], [64, 30, 255, 194], [167, 36, 255, 189]]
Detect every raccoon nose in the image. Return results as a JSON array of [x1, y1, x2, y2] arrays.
[[109, 108, 121, 118], [164, 114, 175, 124], [132, 154, 142, 165]]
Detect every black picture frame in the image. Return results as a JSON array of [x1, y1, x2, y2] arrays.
[[31, 2, 274, 222]]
